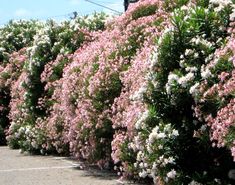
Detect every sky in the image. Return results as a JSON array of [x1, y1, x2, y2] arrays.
[[0, 0, 124, 25]]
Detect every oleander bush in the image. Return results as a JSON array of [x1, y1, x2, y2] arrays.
[[110, 0, 235, 184], [0, 20, 41, 145], [6, 13, 107, 152], [52, 0, 172, 166], [1, 0, 235, 184]]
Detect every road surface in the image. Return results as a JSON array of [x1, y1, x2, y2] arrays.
[[0, 146, 130, 185]]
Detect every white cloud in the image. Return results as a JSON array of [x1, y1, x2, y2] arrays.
[[14, 9, 31, 17], [69, 0, 80, 5]]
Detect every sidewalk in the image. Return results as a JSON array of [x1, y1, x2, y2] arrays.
[[0, 146, 123, 185]]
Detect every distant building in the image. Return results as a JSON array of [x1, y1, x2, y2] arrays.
[[124, 0, 139, 11]]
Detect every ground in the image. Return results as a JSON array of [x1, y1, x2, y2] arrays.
[[0, 146, 140, 185]]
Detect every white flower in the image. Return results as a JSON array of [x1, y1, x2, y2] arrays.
[[147, 145, 153, 153], [185, 49, 193, 56], [146, 168, 151, 174], [156, 133, 166, 139], [130, 84, 148, 101], [166, 73, 179, 94], [201, 39, 213, 48], [25, 126, 31, 135], [191, 36, 200, 45], [166, 84, 171, 95], [19, 127, 26, 134], [201, 68, 212, 79], [139, 162, 144, 168], [150, 48, 158, 69], [178, 72, 195, 88], [164, 124, 171, 132], [167, 157, 175, 164], [186, 66, 198, 72], [210, 0, 232, 6], [135, 110, 149, 129], [137, 151, 144, 161], [230, 8, 235, 19], [190, 36, 213, 48], [152, 162, 157, 170], [163, 157, 175, 165], [210, 0, 232, 12], [200, 124, 207, 132], [172, 129, 179, 137], [149, 132, 157, 143], [181, 5, 188, 11], [194, 52, 199, 58], [167, 169, 177, 179], [205, 54, 214, 63], [180, 59, 185, 68], [189, 82, 200, 96], [139, 170, 148, 178], [158, 145, 163, 149], [128, 142, 136, 150], [184, 15, 190, 21]]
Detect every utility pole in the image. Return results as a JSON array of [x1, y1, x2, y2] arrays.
[[124, 0, 128, 11], [124, 0, 139, 11]]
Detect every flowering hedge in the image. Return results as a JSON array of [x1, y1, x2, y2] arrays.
[[0, 20, 41, 145], [126, 0, 235, 183], [2, 0, 235, 184], [52, 0, 173, 166], [6, 13, 107, 151]]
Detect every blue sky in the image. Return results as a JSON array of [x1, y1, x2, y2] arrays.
[[0, 0, 124, 25]]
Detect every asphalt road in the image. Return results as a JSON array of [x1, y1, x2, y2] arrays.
[[0, 146, 123, 185]]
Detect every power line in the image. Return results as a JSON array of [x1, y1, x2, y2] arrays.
[[84, 0, 122, 14]]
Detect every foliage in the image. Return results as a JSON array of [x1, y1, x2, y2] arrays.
[[112, 0, 235, 184], [1, 0, 235, 184], [6, 13, 107, 151]]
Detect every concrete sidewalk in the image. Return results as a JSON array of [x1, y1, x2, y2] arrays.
[[0, 146, 122, 185]]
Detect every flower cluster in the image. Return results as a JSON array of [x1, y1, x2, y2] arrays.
[[0, 20, 42, 63], [134, 122, 179, 183], [194, 37, 235, 162]]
